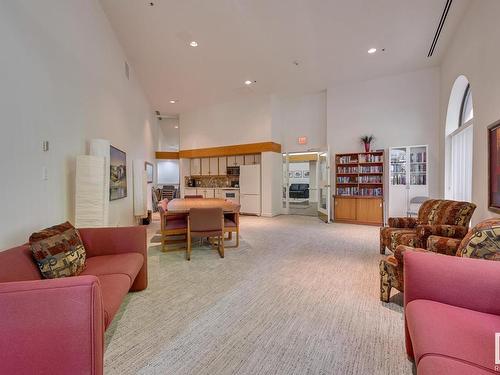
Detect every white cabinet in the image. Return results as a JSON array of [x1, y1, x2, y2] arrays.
[[209, 157, 219, 175], [190, 158, 201, 175], [389, 145, 429, 217], [244, 154, 261, 165], [198, 188, 215, 198], [218, 157, 227, 175], [183, 187, 198, 198], [227, 156, 237, 166], [201, 158, 210, 175], [235, 155, 245, 166]]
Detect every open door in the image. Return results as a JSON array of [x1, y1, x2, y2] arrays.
[[317, 149, 331, 222]]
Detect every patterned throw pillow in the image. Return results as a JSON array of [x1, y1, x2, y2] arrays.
[[29, 222, 86, 279]]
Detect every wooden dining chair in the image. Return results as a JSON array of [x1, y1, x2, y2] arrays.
[[224, 204, 240, 248], [187, 207, 224, 261], [158, 200, 187, 251]]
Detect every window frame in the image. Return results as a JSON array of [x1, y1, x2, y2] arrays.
[[459, 84, 473, 128]]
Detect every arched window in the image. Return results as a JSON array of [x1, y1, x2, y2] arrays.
[[445, 76, 473, 202]]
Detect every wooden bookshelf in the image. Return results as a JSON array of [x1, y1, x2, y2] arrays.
[[334, 151, 384, 226]]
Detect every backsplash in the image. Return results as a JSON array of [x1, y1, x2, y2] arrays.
[[185, 175, 239, 188]]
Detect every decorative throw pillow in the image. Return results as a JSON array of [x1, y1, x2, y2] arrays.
[[29, 222, 86, 279]]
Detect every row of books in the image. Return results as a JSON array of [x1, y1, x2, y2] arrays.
[[391, 175, 427, 185], [410, 152, 426, 163], [337, 166, 358, 174], [359, 166, 383, 173], [336, 187, 383, 196], [358, 154, 383, 163]]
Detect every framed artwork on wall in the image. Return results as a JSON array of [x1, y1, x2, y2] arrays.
[[145, 162, 154, 183], [110, 145, 127, 201], [488, 120, 500, 213], [293, 171, 302, 178]]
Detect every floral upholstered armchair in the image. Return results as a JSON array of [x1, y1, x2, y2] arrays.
[[379, 199, 476, 255], [379, 217, 500, 302]]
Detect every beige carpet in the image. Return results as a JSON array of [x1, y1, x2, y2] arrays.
[[104, 215, 413, 375]]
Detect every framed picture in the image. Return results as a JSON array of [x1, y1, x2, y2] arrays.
[[489, 120, 500, 212], [288, 172, 293, 178], [110, 145, 127, 201], [145, 162, 154, 184], [293, 170, 302, 178], [303, 170, 310, 178]]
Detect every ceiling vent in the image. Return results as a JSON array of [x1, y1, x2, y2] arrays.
[[428, 0, 453, 57]]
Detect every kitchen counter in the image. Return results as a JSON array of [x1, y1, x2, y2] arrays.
[[186, 186, 240, 190]]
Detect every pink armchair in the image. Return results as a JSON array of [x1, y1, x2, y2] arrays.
[[0, 225, 147, 375], [404, 251, 500, 374]]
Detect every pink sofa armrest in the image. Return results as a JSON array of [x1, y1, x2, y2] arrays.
[[78, 226, 147, 291], [0, 276, 104, 375]]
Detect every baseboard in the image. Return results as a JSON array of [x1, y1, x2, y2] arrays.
[[261, 212, 281, 217]]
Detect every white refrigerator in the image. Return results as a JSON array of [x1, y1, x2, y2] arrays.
[[239, 164, 261, 215]]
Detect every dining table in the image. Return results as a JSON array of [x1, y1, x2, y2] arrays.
[[166, 198, 240, 214]]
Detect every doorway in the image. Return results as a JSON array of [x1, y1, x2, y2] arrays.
[[282, 151, 330, 220]]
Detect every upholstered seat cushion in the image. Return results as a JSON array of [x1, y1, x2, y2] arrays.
[[165, 219, 188, 230], [418, 355, 493, 375], [224, 218, 237, 228], [80, 253, 143, 288], [406, 299, 500, 371], [96, 274, 131, 328]]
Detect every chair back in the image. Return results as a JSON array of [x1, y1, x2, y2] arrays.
[[162, 186, 176, 201], [185, 195, 203, 199], [189, 207, 223, 233], [456, 218, 500, 260], [417, 199, 476, 227]]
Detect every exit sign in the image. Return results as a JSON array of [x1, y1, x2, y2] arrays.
[[298, 136, 308, 145]]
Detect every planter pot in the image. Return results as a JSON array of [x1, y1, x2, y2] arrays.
[[364, 142, 371, 152]]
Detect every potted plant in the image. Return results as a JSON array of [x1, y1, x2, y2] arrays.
[[360, 135, 375, 152]]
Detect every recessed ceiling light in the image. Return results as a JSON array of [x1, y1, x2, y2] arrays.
[[169, 100, 177, 104], [174, 125, 179, 129], [368, 48, 377, 54], [244, 80, 253, 85], [189, 41, 198, 47]]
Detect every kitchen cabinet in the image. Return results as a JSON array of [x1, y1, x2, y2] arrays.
[[209, 157, 219, 175], [235, 155, 245, 166], [244, 155, 254, 165], [183, 187, 197, 198], [227, 156, 237, 166], [254, 154, 261, 164], [218, 157, 227, 175], [199, 188, 215, 198], [190, 158, 201, 175], [201, 158, 210, 175]]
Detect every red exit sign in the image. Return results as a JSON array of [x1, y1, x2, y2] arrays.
[[298, 136, 308, 145]]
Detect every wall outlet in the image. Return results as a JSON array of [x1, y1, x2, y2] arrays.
[[42, 140, 49, 152]]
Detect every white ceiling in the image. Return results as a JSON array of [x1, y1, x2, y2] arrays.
[[100, 0, 470, 114]]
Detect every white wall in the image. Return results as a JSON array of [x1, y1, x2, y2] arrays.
[[0, 0, 158, 249], [272, 91, 327, 152], [439, 0, 500, 223], [327, 68, 441, 200], [179, 95, 272, 150], [261, 152, 282, 217]]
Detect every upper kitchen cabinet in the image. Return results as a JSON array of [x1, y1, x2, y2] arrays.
[[201, 158, 210, 175], [218, 157, 227, 175], [235, 155, 245, 166], [209, 157, 219, 175], [190, 158, 201, 175], [244, 154, 261, 165], [227, 156, 237, 166]]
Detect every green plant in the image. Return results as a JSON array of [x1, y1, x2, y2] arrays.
[[360, 135, 375, 144]]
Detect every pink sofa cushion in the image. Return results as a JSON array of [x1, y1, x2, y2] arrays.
[[418, 355, 494, 375], [406, 299, 500, 371], [97, 274, 131, 328], [0, 245, 42, 283], [80, 253, 143, 288]]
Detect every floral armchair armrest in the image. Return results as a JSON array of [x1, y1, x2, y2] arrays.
[[387, 217, 418, 228], [426, 235, 462, 256], [394, 245, 429, 266], [416, 224, 468, 249]]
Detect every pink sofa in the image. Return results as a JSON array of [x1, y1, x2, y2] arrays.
[[0, 226, 147, 375], [404, 251, 500, 374]]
